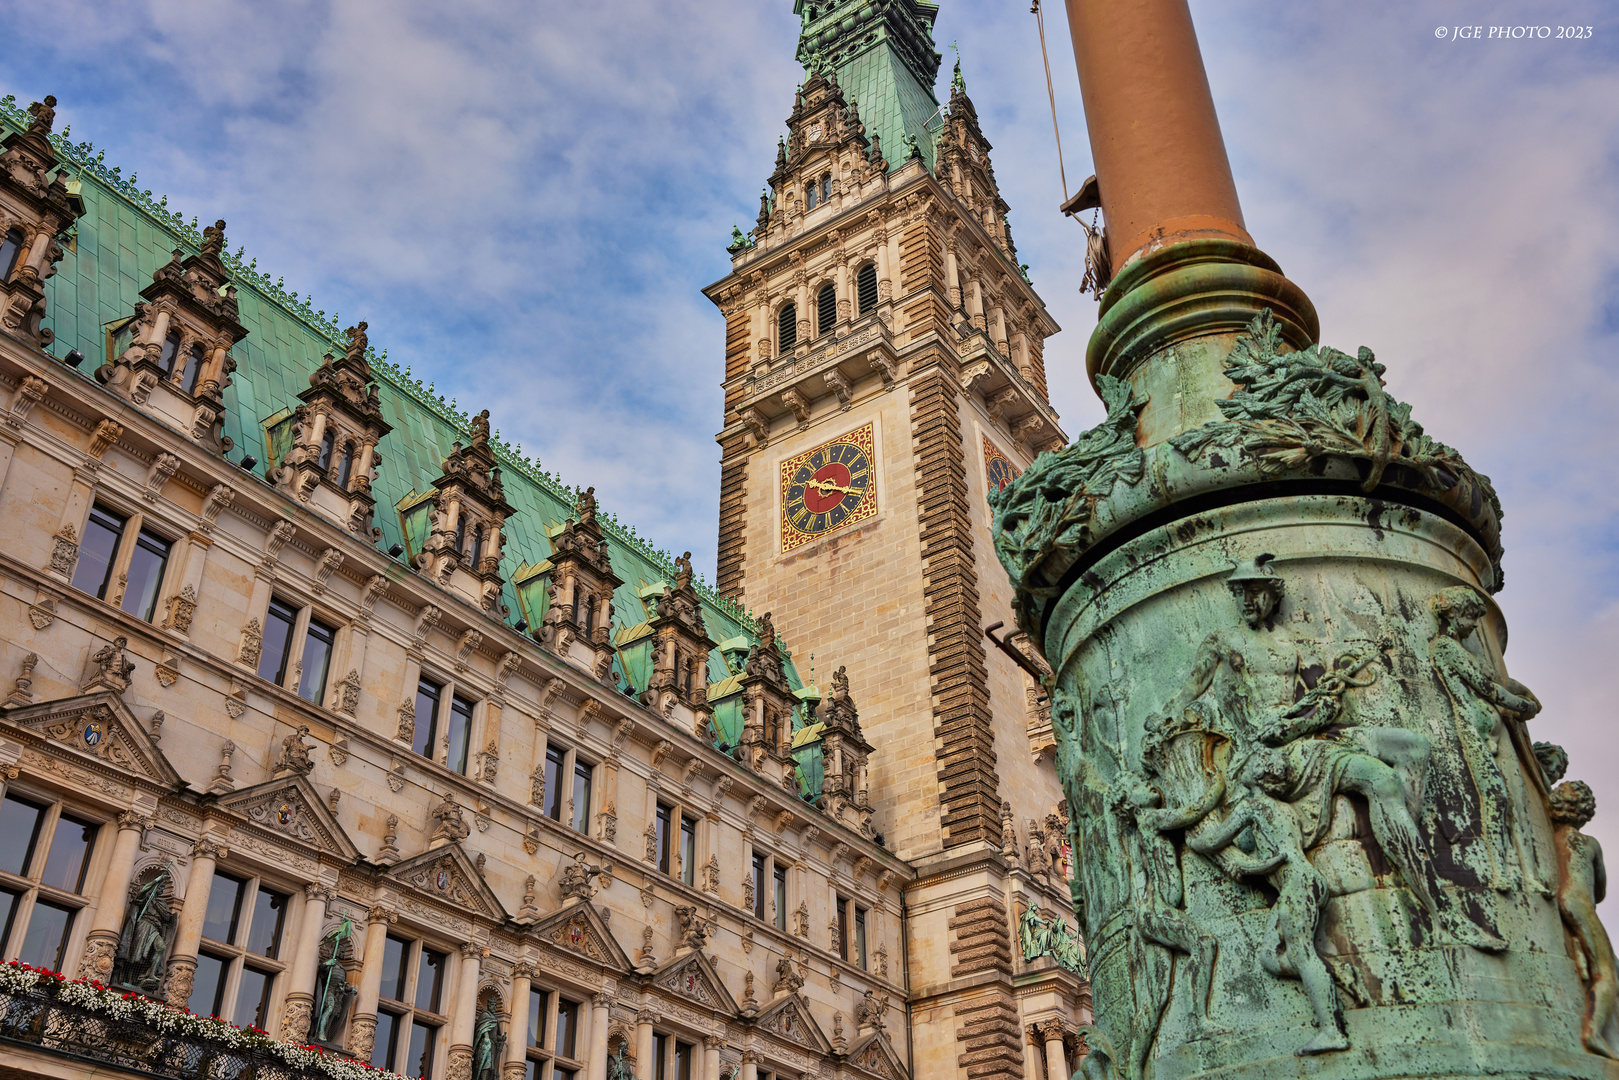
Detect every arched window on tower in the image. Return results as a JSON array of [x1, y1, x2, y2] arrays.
[[317, 428, 335, 471], [820, 174, 832, 203], [805, 183, 817, 212], [817, 284, 836, 335], [779, 304, 798, 352], [0, 228, 23, 282], [179, 343, 206, 394], [336, 443, 355, 490], [857, 263, 878, 315], [156, 331, 181, 376]]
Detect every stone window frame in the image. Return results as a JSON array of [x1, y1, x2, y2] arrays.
[[652, 1030, 699, 1080], [538, 735, 596, 835], [413, 669, 485, 779], [372, 931, 454, 1080], [258, 590, 343, 708], [745, 843, 791, 932], [833, 892, 868, 970], [0, 783, 109, 974], [814, 279, 837, 338], [190, 867, 295, 1030], [67, 495, 181, 625], [776, 301, 798, 355], [652, 797, 701, 887], [520, 981, 586, 1080]]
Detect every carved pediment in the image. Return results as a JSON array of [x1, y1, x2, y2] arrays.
[[215, 776, 360, 860], [651, 950, 738, 1016], [529, 900, 631, 974], [1, 693, 181, 788], [388, 844, 507, 921], [753, 993, 831, 1055], [846, 1032, 909, 1080]]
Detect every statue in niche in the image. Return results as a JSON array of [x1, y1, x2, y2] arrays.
[[312, 919, 358, 1044], [1550, 780, 1618, 1059], [472, 999, 506, 1080], [1186, 749, 1347, 1056], [1428, 586, 1548, 894], [113, 867, 175, 994], [1151, 556, 1502, 950]]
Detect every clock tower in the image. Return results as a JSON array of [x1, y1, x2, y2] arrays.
[[703, 3, 1087, 1075]]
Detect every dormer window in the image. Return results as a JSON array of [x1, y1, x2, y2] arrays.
[[179, 342, 205, 394], [858, 263, 878, 315], [817, 284, 836, 335], [779, 304, 798, 352], [0, 228, 22, 282], [156, 331, 181, 376]]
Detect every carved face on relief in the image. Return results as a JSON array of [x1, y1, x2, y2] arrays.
[[1233, 581, 1282, 629], [779, 422, 878, 552]]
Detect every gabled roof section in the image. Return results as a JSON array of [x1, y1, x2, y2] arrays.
[[754, 992, 833, 1056], [651, 950, 739, 1016], [387, 844, 507, 922], [847, 1031, 911, 1080], [529, 901, 633, 974], [215, 775, 362, 861], [1, 692, 182, 789]]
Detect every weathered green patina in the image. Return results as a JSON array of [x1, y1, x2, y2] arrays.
[[993, 286, 1619, 1077]]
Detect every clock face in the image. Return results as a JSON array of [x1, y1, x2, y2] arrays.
[[780, 423, 878, 552], [983, 435, 1020, 498]]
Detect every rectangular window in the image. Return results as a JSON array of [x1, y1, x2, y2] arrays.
[[415, 947, 446, 1013], [679, 814, 697, 886], [554, 1070, 576, 1080], [122, 528, 171, 621], [259, 597, 299, 685], [39, 814, 96, 893], [447, 694, 474, 774], [656, 804, 672, 875], [855, 905, 868, 970], [655, 1034, 669, 1080], [407, 1020, 437, 1080], [299, 616, 337, 703], [72, 505, 126, 599], [17, 898, 73, 970], [527, 988, 547, 1047], [233, 965, 275, 1031], [543, 746, 565, 821], [373, 1011, 403, 1072], [0, 797, 45, 877], [571, 761, 592, 833], [188, 952, 230, 1017], [838, 897, 850, 961], [203, 872, 247, 944], [752, 854, 767, 920], [382, 935, 411, 1001], [555, 998, 578, 1058], [0, 888, 21, 952], [773, 866, 788, 931], [675, 1040, 694, 1080], [244, 886, 288, 958], [415, 679, 442, 759]]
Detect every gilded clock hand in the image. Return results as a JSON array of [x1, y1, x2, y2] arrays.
[[806, 479, 859, 496]]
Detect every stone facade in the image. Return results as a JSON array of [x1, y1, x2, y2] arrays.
[[702, 8, 1088, 1078]]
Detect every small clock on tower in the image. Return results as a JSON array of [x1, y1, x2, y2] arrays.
[[780, 423, 879, 552]]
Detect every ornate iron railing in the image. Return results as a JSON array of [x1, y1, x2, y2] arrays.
[[0, 985, 320, 1080]]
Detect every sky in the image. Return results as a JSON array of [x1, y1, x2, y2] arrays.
[[3, 1, 1618, 912]]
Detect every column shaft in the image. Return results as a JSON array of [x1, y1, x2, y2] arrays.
[[281, 886, 331, 1044], [165, 840, 225, 1005], [77, 812, 145, 981], [349, 907, 395, 1061]]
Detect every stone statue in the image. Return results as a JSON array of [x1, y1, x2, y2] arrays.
[[559, 852, 600, 903], [113, 868, 175, 993], [1187, 750, 1347, 1056], [675, 905, 708, 950], [470, 409, 491, 449], [275, 724, 315, 776], [472, 999, 505, 1080], [831, 665, 851, 702], [1550, 781, 1618, 1059], [1428, 585, 1548, 894], [854, 989, 886, 1032], [430, 793, 470, 843], [773, 953, 804, 995], [576, 485, 597, 525], [312, 920, 358, 1044], [200, 219, 226, 258], [84, 636, 137, 693], [344, 321, 368, 364], [26, 96, 56, 136], [674, 551, 693, 592]]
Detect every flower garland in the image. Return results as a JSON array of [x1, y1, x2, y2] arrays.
[[0, 961, 407, 1080]]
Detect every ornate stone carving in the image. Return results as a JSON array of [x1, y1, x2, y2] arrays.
[[237, 617, 263, 667], [430, 793, 470, 844], [274, 724, 316, 777], [82, 635, 137, 694], [47, 522, 77, 575], [5, 652, 38, 707], [162, 585, 197, 633]]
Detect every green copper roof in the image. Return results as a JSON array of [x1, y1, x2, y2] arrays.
[[794, 0, 943, 173], [0, 94, 811, 706]]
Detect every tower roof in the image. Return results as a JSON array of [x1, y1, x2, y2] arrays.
[[793, 0, 943, 173]]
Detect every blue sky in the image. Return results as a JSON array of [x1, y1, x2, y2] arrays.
[[4, 1, 1619, 908]]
